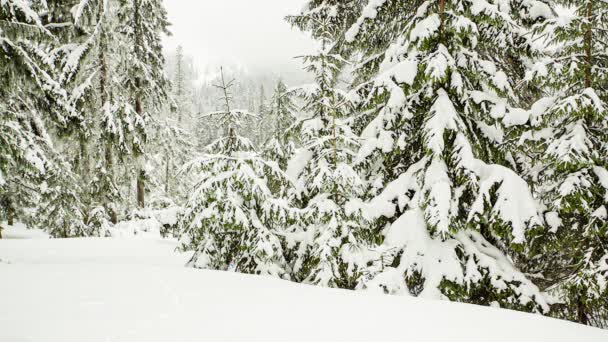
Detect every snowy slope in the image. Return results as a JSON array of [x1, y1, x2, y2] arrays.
[[0, 236, 607, 342]]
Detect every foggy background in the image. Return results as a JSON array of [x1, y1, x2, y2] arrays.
[[162, 0, 314, 85]]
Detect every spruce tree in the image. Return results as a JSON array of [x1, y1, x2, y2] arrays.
[[117, 0, 170, 209], [56, 0, 124, 227], [262, 80, 299, 172], [339, 0, 551, 311], [0, 0, 79, 233], [179, 69, 291, 277], [287, 5, 371, 289], [525, 0, 608, 326]]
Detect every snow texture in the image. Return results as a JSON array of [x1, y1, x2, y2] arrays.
[[0, 236, 606, 342]]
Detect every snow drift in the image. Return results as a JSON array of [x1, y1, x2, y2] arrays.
[[0, 235, 606, 342]]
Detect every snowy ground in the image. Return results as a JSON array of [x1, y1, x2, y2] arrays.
[[0, 226, 607, 342]]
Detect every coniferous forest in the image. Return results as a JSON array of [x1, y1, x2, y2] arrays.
[[1, 0, 608, 332]]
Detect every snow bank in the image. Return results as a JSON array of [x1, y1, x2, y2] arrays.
[[109, 207, 183, 238], [0, 222, 49, 239], [0, 238, 606, 342], [0, 238, 189, 266]]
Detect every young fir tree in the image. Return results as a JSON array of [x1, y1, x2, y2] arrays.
[[173, 45, 189, 125], [116, 0, 170, 209], [287, 5, 371, 289], [262, 80, 299, 172], [179, 68, 291, 277], [340, 0, 551, 311], [146, 46, 196, 205], [524, 1, 608, 326], [148, 116, 195, 204]]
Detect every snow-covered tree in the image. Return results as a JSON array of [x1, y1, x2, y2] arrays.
[[340, 0, 552, 311], [287, 5, 371, 289], [262, 80, 299, 172], [145, 46, 197, 205], [524, 1, 608, 326], [148, 116, 195, 203], [117, 0, 170, 209], [55, 0, 125, 227], [179, 68, 291, 277], [0, 0, 79, 233]]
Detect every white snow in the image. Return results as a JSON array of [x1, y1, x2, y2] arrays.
[[286, 147, 313, 183], [345, 0, 387, 42], [0, 237, 607, 342], [1, 222, 49, 239]]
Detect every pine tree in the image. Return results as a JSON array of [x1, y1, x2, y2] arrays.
[[287, 5, 371, 289], [338, 0, 552, 311], [262, 80, 299, 172], [0, 0, 79, 233], [146, 45, 196, 204], [179, 68, 291, 277], [56, 0, 124, 227], [148, 116, 195, 203], [525, 0, 608, 326], [117, 0, 170, 209], [174, 45, 187, 125]]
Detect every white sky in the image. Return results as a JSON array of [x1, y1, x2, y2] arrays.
[[162, 0, 314, 79]]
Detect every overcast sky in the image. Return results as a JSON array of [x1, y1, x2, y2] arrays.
[[162, 0, 314, 80]]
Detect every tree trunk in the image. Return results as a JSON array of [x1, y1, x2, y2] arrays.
[[578, 295, 589, 325], [165, 153, 171, 195], [439, 0, 446, 36], [106, 142, 118, 224], [99, 4, 117, 225], [7, 207, 14, 226], [137, 168, 145, 208], [134, 0, 146, 209], [79, 134, 90, 180], [584, 1, 593, 88]]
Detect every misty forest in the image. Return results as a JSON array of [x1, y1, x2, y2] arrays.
[[1, 0, 608, 339]]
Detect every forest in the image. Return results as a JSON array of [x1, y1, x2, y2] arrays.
[[1, 0, 607, 332]]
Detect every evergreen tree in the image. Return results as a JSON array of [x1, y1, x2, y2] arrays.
[[148, 116, 195, 203], [56, 0, 124, 227], [117, 0, 170, 209], [339, 0, 551, 311], [262, 80, 299, 172], [0, 0, 79, 234], [179, 69, 291, 277], [174, 45, 187, 125], [146, 45, 196, 205], [287, 5, 371, 289], [525, 0, 608, 326]]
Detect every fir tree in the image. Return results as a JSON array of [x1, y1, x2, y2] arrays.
[[287, 4, 371, 289], [262, 80, 299, 172], [179, 68, 291, 277], [340, 0, 551, 311], [0, 0, 79, 233], [525, 0, 608, 326], [57, 0, 124, 227], [117, 0, 170, 209]]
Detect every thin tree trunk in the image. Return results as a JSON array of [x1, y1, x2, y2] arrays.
[[333, 115, 337, 168], [79, 135, 90, 180], [105, 142, 118, 224], [7, 207, 14, 226], [584, 1, 593, 88], [439, 0, 446, 36], [578, 295, 589, 325], [99, 2, 117, 224], [165, 153, 170, 195], [137, 171, 145, 208], [134, 0, 146, 209]]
